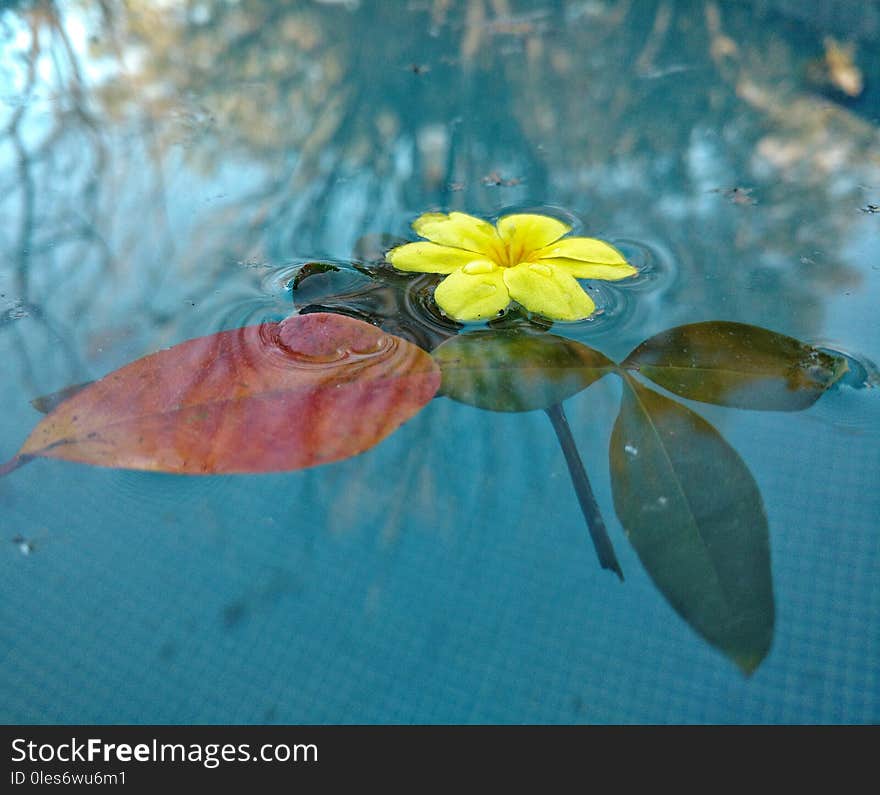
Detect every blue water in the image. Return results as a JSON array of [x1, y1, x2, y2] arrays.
[[1, 0, 878, 723]]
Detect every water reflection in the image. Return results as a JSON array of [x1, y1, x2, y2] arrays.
[[1, 0, 878, 720], [2, 1, 876, 366]]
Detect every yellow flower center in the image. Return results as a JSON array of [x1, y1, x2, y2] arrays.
[[505, 239, 528, 268], [483, 238, 536, 269]]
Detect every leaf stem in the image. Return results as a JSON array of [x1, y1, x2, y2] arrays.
[[545, 403, 623, 581]]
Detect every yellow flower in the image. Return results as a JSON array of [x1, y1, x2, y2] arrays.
[[387, 212, 637, 322]]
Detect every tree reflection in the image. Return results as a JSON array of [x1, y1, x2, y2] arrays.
[[0, 0, 875, 385]]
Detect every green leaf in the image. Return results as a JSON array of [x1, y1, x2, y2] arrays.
[[432, 328, 615, 412], [609, 376, 774, 673], [622, 321, 848, 410]]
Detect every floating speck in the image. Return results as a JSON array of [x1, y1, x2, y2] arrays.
[[11, 535, 34, 556]]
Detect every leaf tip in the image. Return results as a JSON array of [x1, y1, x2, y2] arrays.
[[608, 561, 625, 581], [733, 649, 768, 677], [0, 456, 26, 478]]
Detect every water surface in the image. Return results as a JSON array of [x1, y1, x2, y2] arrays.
[[1, 0, 878, 723]]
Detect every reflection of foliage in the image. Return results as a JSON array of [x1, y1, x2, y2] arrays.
[[1, 1, 117, 394], [498, 0, 877, 331], [2, 0, 876, 352], [94, 1, 347, 162]]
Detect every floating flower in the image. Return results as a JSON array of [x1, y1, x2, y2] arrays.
[[387, 212, 637, 321]]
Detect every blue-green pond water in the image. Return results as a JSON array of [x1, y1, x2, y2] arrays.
[[1, 0, 878, 723]]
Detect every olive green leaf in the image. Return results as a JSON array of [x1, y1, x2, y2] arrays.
[[433, 329, 616, 412], [622, 321, 848, 410], [610, 375, 774, 673]]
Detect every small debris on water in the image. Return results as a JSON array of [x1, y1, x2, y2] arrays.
[[11, 535, 34, 556], [711, 186, 757, 206], [481, 171, 522, 187]]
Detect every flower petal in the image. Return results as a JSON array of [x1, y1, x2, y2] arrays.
[[412, 212, 504, 260], [497, 213, 571, 264], [534, 236, 628, 265], [503, 262, 595, 321], [537, 257, 638, 281], [387, 242, 484, 274], [433, 261, 511, 321]]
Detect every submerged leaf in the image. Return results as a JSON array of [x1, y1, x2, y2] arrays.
[[292, 262, 456, 351], [4, 314, 440, 475], [623, 321, 848, 410], [610, 376, 774, 673], [290, 261, 340, 290], [433, 328, 616, 412]]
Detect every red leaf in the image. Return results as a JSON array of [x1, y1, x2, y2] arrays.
[[3, 313, 440, 475]]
